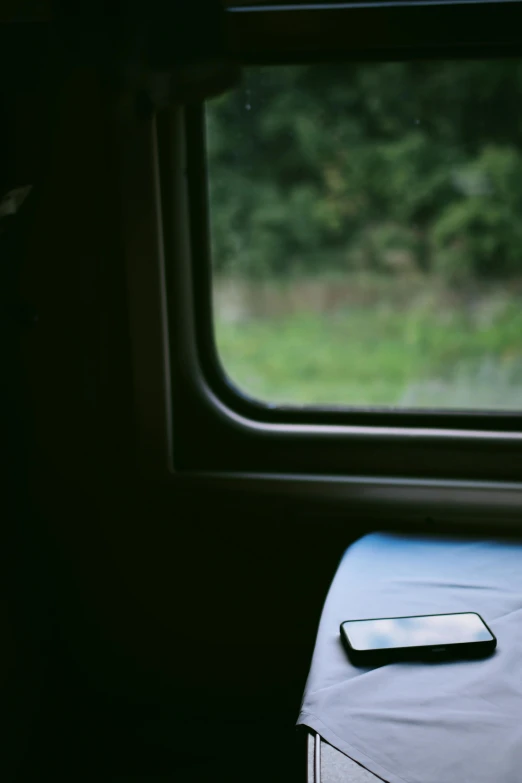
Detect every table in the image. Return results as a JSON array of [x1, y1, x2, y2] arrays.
[[307, 731, 381, 783]]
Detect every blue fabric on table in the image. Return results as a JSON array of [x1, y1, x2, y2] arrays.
[[298, 533, 522, 783]]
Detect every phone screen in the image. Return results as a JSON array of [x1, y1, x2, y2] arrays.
[[343, 612, 494, 651]]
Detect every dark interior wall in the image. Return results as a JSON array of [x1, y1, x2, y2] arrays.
[[7, 62, 356, 778], [17, 63, 342, 681]]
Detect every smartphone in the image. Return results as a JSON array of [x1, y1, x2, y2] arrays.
[[340, 612, 496, 666]]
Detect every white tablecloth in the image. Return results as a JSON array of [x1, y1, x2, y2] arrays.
[[298, 533, 522, 783]]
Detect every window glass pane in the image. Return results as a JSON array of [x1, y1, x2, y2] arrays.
[[206, 60, 522, 410]]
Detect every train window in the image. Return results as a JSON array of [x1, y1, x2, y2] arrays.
[[207, 58, 522, 411], [162, 0, 522, 487]]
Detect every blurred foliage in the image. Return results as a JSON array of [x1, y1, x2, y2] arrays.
[[207, 60, 522, 281]]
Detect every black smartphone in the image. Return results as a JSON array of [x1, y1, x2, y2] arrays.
[[340, 612, 496, 666]]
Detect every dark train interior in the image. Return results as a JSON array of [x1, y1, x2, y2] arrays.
[[3, 2, 522, 781]]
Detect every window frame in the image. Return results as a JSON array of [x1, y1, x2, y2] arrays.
[[157, 0, 522, 486], [225, 0, 522, 64]]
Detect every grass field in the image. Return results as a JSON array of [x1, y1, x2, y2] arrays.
[[213, 276, 522, 410]]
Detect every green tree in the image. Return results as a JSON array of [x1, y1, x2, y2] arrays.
[[207, 60, 522, 281]]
